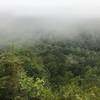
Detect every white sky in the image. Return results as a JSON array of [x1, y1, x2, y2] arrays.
[[0, 0, 100, 18]]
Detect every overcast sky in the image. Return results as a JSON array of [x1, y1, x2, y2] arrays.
[[0, 0, 100, 18]]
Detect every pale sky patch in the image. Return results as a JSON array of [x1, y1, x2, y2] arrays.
[[0, 0, 100, 18]]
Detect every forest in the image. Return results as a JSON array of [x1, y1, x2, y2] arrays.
[[0, 33, 100, 100]]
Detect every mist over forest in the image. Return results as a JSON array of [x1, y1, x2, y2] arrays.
[[0, 14, 100, 46], [0, 0, 100, 100]]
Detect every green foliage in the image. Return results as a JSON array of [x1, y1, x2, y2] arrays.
[[0, 51, 23, 100], [19, 71, 54, 100], [0, 33, 100, 99]]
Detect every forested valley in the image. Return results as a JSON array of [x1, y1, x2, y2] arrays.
[[0, 33, 100, 100]]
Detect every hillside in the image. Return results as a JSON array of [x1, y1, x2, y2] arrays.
[[0, 33, 100, 100]]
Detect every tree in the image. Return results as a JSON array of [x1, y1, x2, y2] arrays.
[[0, 50, 23, 100]]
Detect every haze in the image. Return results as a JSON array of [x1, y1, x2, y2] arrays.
[[0, 0, 100, 18], [0, 0, 100, 46]]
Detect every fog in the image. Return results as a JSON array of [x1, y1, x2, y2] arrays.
[[0, 0, 100, 18], [0, 0, 100, 45]]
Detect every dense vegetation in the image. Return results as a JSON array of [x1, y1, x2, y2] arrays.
[[0, 33, 100, 100]]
